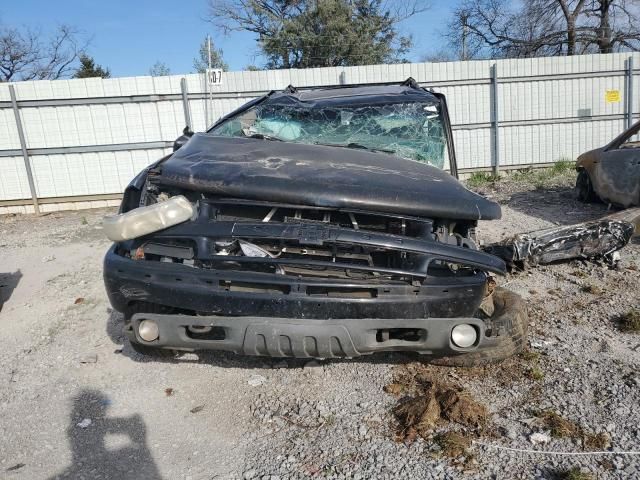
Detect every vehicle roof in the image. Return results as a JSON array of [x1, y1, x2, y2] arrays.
[[266, 82, 440, 106], [208, 78, 441, 132]]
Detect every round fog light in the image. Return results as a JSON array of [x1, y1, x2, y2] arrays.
[[138, 319, 159, 342], [451, 324, 477, 348]]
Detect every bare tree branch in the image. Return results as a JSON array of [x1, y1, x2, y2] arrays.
[[0, 23, 87, 82], [436, 0, 640, 60]]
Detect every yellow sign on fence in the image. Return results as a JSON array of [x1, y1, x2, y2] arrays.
[[605, 90, 621, 103]]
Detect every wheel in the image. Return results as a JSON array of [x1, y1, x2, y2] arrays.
[[124, 302, 177, 358], [430, 287, 529, 367], [575, 169, 597, 203]]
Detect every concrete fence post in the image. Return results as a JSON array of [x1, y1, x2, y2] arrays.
[[491, 63, 500, 176], [8, 85, 40, 215], [627, 56, 634, 129], [180, 78, 192, 130]]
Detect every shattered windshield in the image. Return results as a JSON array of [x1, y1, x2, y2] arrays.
[[210, 99, 449, 169]]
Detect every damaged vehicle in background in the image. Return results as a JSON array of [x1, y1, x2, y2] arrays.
[[103, 79, 527, 365], [576, 120, 640, 207]]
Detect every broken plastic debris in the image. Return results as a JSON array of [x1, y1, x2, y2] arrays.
[[77, 418, 92, 429], [529, 432, 551, 444], [247, 374, 267, 387]]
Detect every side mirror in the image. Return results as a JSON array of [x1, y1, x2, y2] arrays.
[[173, 126, 194, 152]]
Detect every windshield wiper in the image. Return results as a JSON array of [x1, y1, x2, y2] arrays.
[[242, 132, 283, 141], [314, 142, 394, 154]]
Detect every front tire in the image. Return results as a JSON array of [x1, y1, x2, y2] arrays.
[[576, 169, 597, 203], [430, 287, 528, 367]]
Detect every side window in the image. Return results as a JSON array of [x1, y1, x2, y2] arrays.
[[618, 125, 640, 149]]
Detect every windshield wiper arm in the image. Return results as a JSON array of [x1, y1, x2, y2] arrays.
[[314, 142, 394, 154]]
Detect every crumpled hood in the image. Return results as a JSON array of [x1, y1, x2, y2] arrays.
[[155, 134, 501, 221]]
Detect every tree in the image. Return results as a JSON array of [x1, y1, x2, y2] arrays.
[[441, 0, 640, 60], [149, 61, 171, 76], [73, 54, 110, 78], [207, 0, 428, 69], [584, 0, 640, 53], [193, 37, 228, 72], [420, 49, 458, 63], [0, 24, 86, 82]]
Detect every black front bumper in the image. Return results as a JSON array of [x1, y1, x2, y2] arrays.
[[104, 246, 497, 358], [125, 311, 498, 358]]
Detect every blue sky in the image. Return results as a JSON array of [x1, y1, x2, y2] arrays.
[[2, 0, 459, 77]]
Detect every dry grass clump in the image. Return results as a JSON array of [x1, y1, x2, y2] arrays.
[[433, 432, 472, 458], [618, 308, 640, 333], [536, 410, 611, 451], [386, 364, 489, 457], [555, 466, 594, 480]]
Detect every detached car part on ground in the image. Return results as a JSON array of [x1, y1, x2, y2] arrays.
[[485, 209, 639, 269], [576, 120, 640, 208], [103, 79, 527, 365]]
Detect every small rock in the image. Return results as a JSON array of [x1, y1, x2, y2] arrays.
[[243, 469, 257, 479], [41, 255, 55, 263], [248, 374, 267, 387], [79, 354, 97, 364], [529, 432, 550, 445], [77, 418, 92, 429]]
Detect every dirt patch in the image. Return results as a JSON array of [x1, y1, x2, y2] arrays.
[[386, 363, 488, 454], [448, 349, 545, 392]]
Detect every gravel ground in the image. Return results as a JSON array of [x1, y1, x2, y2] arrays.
[[0, 175, 639, 480]]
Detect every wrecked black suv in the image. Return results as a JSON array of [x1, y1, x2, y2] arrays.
[[103, 79, 527, 364]]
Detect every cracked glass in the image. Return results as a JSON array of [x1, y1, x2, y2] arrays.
[[210, 100, 449, 169]]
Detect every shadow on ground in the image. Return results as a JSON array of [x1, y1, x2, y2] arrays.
[[0, 270, 22, 312], [502, 186, 610, 226], [48, 389, 162, 480]]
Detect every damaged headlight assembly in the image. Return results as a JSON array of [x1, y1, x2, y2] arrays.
[[103, 195, 195, 242]]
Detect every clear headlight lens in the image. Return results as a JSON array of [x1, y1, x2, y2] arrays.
[[103, 195, 195, 242]]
